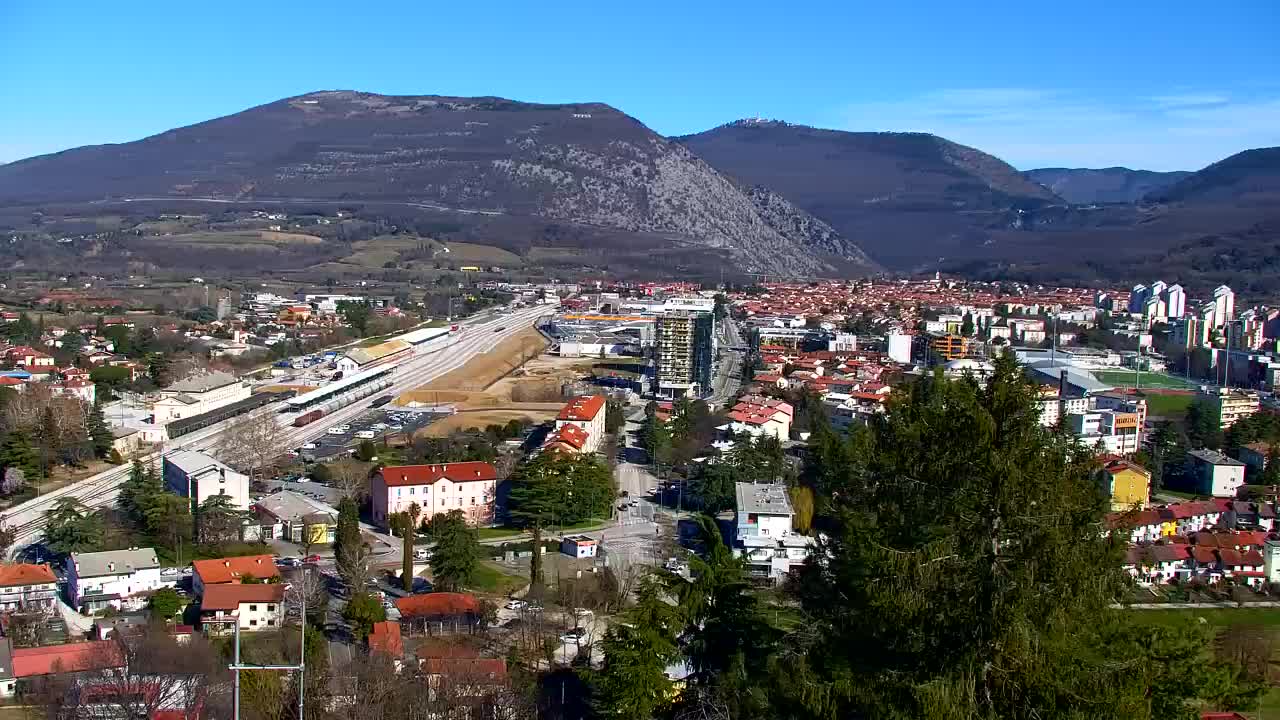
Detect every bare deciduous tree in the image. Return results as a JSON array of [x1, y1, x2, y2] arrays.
[[329, 458, 371, 502], [218, 410, 285, 481]]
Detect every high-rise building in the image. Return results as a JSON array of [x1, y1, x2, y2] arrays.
[[1213, 285, 1235, 325], [1163, 284, 1186, 319], [655, 310, 715, 398], [1127, 284, 1148, 314], [1148, 281, 1167, 306]]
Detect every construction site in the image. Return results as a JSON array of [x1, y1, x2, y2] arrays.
[[395, 327, 604, 437]]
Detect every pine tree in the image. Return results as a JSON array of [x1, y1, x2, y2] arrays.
[[780, 352, 1260, 719], [0, 431, 39, 478], [425, 509, 480, 592], [88, 398, 113, 459], [590, 577, 682, 719]]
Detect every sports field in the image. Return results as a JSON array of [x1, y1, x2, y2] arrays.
[[1093, 370, 1197, 390]]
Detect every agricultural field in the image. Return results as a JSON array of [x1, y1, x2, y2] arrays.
[[165, 230, 324, 248], [442, 241, 523, 266]]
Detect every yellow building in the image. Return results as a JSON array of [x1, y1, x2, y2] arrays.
[[1099, 458, 1150, 512], [930, 334, 971, 361]]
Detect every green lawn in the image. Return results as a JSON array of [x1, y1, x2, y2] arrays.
[[468, 561, 527, 595], [1140, 392, 1196, 418], [475, 518, 608, 542], [476, 526, 526, 541], [1124, 608, 1280, 719], [1094, 370, 1196, 390]]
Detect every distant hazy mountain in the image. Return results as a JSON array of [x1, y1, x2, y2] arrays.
[[0, 91, 878, 277], [1024, 167, 1190, 204], [676, 120, 1062, 269], [1144, 147, 1280, 204]]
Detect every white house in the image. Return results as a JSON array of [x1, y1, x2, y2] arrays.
[[560, 535, 598, 559], [554, 395, 608, 454], [65, 548, 174, 613], [198, 583, 285, 634], [723, 395, 793, 441], [370, 462, 498, 529], [732, 483, 812, 583], [1187, 449, 1246, 498], [162, 450, 251, 512], [0, 564, 58, 612], [151, 371, 250, 425]]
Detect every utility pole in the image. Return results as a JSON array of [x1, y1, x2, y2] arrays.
[[230, 568, 307, 720]]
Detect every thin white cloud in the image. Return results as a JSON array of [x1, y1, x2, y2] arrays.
[[836, 88, 1280, 171]]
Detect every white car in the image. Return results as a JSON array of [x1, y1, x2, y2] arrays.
[[301, 442, 318, 450], [371, 423, 388, 430], [326, 427, 346, 435], [505, 599, 528, 610], [354, 430, 376, 439]]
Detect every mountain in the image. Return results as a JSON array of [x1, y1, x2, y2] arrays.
[[675, 120, 1063, 269], [1144, 147, 1280, 204], [0, 91, 877, 277], [1024, 167, 1190, 204]]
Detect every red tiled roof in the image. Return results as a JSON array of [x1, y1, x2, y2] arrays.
[[544, 423, 589, 450], [1192, 546, 1217, 564], [192, 555, 280, 585], [0, 563, 56, 587], [12, 641, 121, 678], [395, 592, 480, 618], [557, 395, 606, 423], [200, 582, 285, 611], [1102, 458, 1150, 478], [379, 462, 497, 488], [368, 621, 403, 657]]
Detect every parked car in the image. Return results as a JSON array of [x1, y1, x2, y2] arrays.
[[505, 600, 528, 611], [301, 442, 318, 450], [354, 430, 376, 440], [572, 608, 594, 618], [326, 427, 347, 435], [303, 554, 322, 564], [560, 627, 586, 643]]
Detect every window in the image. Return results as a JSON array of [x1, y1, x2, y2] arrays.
[[470, 497, 476, 505], [397, 488, 402, 497], [409, 487, 415, 494], [249, 619, 258, 627], [250, 604, 257, 611], [267, 619, 275, 626], [268, 604, 275, 611]]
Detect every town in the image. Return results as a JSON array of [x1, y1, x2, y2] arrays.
[[0, 267, 1272, 717]]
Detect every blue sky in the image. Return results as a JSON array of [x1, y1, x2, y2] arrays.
[[2, 1, 1277, 171]]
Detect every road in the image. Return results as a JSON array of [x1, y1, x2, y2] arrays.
[[708, 316, 744, 409], [2, 305, 551, 557]]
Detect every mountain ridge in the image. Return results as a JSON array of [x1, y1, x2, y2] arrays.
[[0, 90, 879, 277], [1023, 167, 1191, 204]]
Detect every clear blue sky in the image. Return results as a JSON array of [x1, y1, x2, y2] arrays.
[[2, 1, 1277, 171]]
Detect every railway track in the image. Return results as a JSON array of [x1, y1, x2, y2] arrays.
[[2, 307, 550, 555]]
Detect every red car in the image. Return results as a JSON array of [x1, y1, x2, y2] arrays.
[[303, 555, 322, 564]]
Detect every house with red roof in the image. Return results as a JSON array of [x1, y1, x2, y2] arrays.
[[198, 583, 285, 633], [723, 396, 793, 441], [553, 395, 607, 453], [371, 462, 498, 529], [395, 592, 481, 635], [0, 563, 58, 612], [190, 555, 279, 596], [541, 423, 592, 455]]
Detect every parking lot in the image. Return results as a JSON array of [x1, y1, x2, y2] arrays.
[[300, 407, 445, 460]]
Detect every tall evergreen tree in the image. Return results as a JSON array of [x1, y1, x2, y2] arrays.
[[777, 352, 1258, 719], [0, 431, 39, 478], [87, 398, 113, 459], [589, 577, 682, 720], [425, 509, 480, 592]]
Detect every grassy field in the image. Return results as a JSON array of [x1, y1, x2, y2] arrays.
[[1094, 370, 1197, 390], [468, 561, 527, 595], [1140, 391, 1197, 418], [443, 241, 523, 266], [1125, 608, 1280, 718], [168, 230, 324, 248]]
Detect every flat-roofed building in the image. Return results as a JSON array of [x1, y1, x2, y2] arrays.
[[732, 483, 812, 583]]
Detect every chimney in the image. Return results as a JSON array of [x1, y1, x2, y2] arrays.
[[402, 475, 408, 483], [442, 464, 447, 473], [223, 560, 231, 567]]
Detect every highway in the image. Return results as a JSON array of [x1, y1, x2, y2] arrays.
[[2, 305, 551, 557]]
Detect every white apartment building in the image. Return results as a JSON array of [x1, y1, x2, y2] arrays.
[[554, 395, 608, 454], [371, 462, 498, 529], [1187, 449, 1246, 498], [1200, 387, 1260, 430], [65, 548, 174, 613], [151, 371, 250, 425], [733, 483, 812, 583], [162, 450, 251, 512]]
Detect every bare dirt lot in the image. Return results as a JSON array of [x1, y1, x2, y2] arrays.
[[398, 328, 601, 435]]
